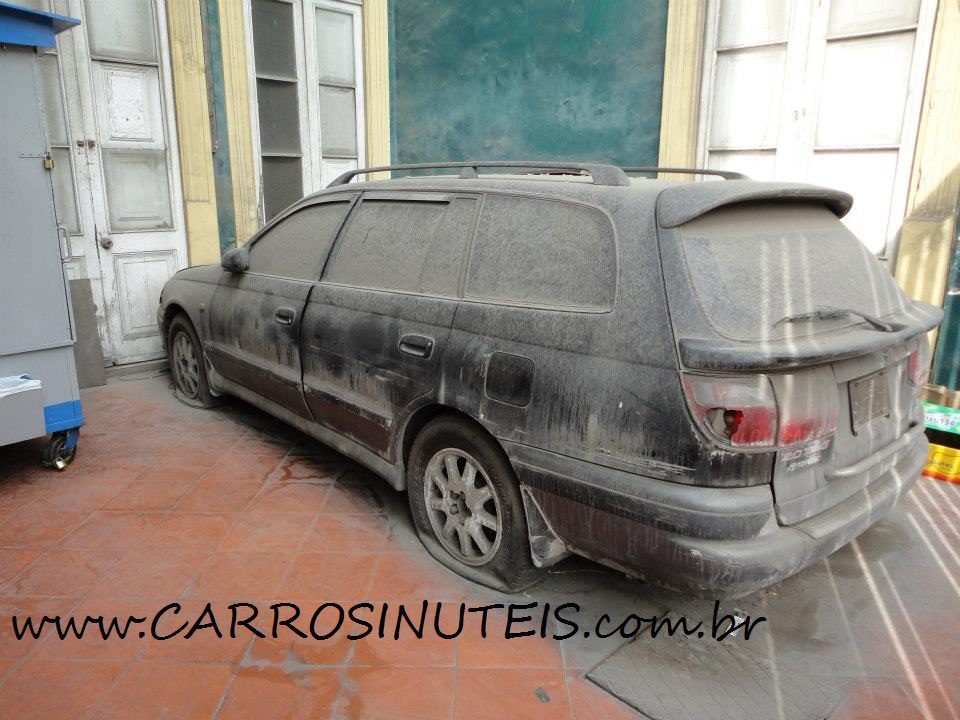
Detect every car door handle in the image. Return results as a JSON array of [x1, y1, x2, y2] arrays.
[[399, 334, 434, 359], [274, 307, 296, 326]]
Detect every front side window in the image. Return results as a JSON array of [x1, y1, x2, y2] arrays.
[[246, 200, 351, 279], [465, 195, 616, 310], [324, 197, 478, 296]]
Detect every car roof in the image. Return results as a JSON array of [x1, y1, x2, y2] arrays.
[[306, 174, 854, 227]]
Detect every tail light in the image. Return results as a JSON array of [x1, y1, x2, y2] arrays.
[[908, 338, 930, 389], [682, 372, 837, 449]]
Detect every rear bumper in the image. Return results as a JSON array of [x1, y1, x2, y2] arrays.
[[509, 433, 927, 597]]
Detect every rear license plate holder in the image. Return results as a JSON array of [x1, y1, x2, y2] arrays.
[[849, 370, 890, 432]]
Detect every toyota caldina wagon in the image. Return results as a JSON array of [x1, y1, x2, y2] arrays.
[[159, 161, 941, 596]]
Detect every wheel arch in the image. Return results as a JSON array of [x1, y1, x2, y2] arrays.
[[398, 403, 513, 476], [161, 302, 191, 339]]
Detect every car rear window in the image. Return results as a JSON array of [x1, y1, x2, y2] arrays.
[[323, 197, 477, 297], [675, 203, 909, 341], [465, 195, 616, 310]]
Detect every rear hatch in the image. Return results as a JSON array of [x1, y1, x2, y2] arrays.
[[662, 198, 940, 524]]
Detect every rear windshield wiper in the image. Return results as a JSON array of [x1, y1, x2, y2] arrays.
[[774, 307, 895, 332]]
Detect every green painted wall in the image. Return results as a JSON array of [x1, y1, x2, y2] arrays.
[[389, 0, 669, 166], [933, 222, 960, 389]]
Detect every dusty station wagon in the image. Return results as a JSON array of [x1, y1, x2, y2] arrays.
[[158, 161, 941, 596]]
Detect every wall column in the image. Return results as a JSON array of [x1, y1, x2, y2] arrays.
[[166, 0, 220, 266], [657, 0, 706, 179], [901, 0, 960, 387], [364, 0, 391, 179], [218, 0, 261, 241]]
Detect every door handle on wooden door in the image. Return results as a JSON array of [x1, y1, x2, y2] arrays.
[[274, 307, 296, 326], [398, 334, 434, 358]]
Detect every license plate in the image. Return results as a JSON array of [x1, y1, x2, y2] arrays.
[[849, 370, 890, 432]]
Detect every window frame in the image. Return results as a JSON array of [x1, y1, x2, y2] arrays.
[[694, 0, 937, 260], [461, 191, 619, 314], [319, 190, 477, 299], [244, 0, 366, 223], [243, 192, 358, 280]]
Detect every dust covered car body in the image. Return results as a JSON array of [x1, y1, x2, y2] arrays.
[[159, 161, 940, 596]]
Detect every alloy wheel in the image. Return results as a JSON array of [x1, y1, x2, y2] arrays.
[[423, 448, 503, 566]]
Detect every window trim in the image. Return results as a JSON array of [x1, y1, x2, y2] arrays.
[[304, 0, 366, 187], [695, 0, 938, 260], [244, 0, 366, 223]]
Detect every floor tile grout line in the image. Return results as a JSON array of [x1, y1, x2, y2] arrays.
[[0, 594, 88, 691], [176, 444, 294, 603], [329, 516, 386, 719], [84, 657, 137, 719], [208, 441, 310, 720]]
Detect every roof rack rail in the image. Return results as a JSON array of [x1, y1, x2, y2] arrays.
[[327, 161, 632, 188], [622, 166, 748, 180]]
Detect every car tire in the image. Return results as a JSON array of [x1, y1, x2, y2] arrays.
[[407, 415, 542, 592], [167, 314, 219, 409]]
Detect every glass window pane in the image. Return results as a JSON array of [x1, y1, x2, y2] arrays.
[[828, 0, 920, 36], [102, 149, 173, 231], [325, 198, 475, 296], [37, 54, 68, 145], [50, 148, 80, 234], [807, 150, 899, 255], [18, 0, 51, 11], [321, 157, 357, 186], [315, 8, 355, 84], [84, 0, 158, 63], [718, 0, 790, 47], [466, 196, 616, 309], [710, 47, 785, 149], [815, 34, 914, 148], [252, 0, 297, 79], [707, 151, 776, 181], [319, 85, 357, 157], [262, 156, 303, 220], [257, 79, 301, 154], [248, 202, 351, 279]]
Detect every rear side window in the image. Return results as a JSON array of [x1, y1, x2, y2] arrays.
[[324, 196, 477, 296], [465, 195, 616, 310], [247, 201, 351, 279]]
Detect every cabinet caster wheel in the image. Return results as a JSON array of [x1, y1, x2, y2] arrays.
[[43, 429, 79, 470]]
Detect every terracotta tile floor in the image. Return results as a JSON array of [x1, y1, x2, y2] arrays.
[[0, 372, 956, 719]]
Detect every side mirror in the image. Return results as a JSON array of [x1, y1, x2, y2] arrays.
[[221, 246, 249, 273]]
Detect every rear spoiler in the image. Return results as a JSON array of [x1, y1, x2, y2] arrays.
[[657, 181, 853, 228], [679, 302, 942, 372]]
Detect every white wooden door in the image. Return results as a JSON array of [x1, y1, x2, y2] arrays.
[[697, 0, 936, 259], [33, 0, 187, 365]]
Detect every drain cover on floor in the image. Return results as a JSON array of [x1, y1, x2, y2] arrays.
[[586, 633, 844, 720]]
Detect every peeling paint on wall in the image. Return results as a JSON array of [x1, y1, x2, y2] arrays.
[[389, 0, 668, 166]]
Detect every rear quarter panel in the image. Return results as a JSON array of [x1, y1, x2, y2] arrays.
[[441, 194, 698, 481]]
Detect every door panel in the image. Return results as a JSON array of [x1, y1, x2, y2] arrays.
[[206, 198, 355, 416], [300, 193, 476, 457], [207, 273, 314, 418], [301, 285, 457, 456], [33, 0, 187, 365]]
